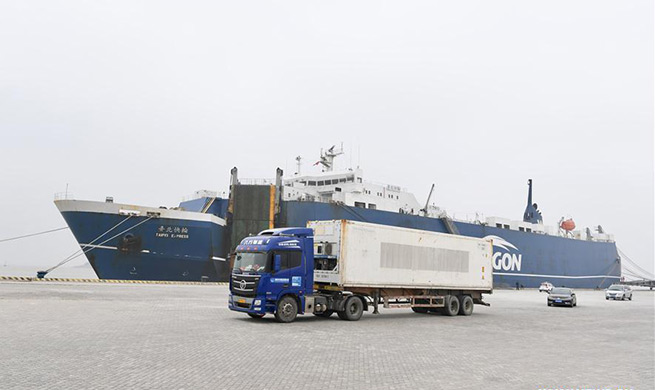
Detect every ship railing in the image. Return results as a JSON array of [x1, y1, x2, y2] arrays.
[[180, 190, 223, 202], [54, 192, 75, 200], [450, 212, 486, 224], [238, 178, 275, 185]]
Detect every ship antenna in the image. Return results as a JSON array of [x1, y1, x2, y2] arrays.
[[357, 144, 361, 168], [316, 144, 344, 172], [349, 143, 353, 170]]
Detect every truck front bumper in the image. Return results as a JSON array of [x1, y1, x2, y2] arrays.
[[228, 294, 268, 314]]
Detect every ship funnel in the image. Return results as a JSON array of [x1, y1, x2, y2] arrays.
[[523, 179, 543, 224]]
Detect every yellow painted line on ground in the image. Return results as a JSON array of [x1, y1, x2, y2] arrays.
[[0, 275, 228, 286]]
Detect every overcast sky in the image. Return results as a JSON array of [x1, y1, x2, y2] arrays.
[[0, 1, 653, 277]]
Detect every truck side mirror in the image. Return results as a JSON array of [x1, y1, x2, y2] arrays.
[[273, 254, 281, 272]]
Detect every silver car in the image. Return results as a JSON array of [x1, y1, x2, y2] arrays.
[[605, 285, 633, 300]]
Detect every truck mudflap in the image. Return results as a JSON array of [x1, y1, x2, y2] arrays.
[[473, 298, 490, 306]]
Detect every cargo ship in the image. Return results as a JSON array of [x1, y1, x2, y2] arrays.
[[54, 145, 621, 288]]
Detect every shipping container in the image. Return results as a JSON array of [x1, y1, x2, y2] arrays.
[[310, 220, 493, 291]]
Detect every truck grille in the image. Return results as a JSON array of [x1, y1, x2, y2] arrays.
[[231, 274, 260, 297]]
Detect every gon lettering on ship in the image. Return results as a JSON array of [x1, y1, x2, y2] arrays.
[[483, 235, 522, 272]]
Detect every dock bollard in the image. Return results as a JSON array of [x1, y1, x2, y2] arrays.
[[36, 271, 48, 279], [201, 276, 209, 283]]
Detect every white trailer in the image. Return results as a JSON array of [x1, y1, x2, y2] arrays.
[[309, 220, 493, 317]]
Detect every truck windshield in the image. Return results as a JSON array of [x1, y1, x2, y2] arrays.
[[233, 252, 268, 273]]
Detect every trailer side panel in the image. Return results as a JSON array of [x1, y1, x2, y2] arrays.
[[311, 220, 493, 291]]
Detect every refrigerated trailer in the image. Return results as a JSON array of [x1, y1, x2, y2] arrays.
[[228, 220, 493, 323]]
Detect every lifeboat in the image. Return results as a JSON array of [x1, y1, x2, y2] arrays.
[[560, 219, 576, 231]]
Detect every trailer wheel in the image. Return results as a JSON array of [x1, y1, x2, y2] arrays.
[[275, 296, 298, 323], [458, 295, 474, 316], [338, 297, 364, 321], [247, 313, 265, 319], [443, 295, 460, 316], [314, 310, 334, 318]]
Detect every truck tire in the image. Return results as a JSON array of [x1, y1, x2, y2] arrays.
[[458, 295, 474, 316], [443, 295, 460, 316], [247, 313, 265, 319], [314, 310, 334, 318], [275, 296, 298, 323], [338, 297, 364, 321]]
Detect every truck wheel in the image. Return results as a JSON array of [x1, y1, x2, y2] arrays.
[[339, 297, 364, 321], [275, 296, 298, 323], [443, 295, 460, 316], [458, 295, 474, 316], [412, 307, 429, 314], [314, 310, 334, 318], [247, 313, 265, 319]]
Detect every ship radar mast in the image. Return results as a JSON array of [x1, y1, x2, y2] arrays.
[[315, 143, 344, 172], [523, 179, 543, 224], [295, 156, 302, 176]]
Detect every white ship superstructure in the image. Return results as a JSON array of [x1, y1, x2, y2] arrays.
[[280, 144, 444, 217]]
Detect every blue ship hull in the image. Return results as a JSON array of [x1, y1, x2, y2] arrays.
[[57, 199, 620, 288], [59, 210, 229, 281], [280, 202, 621, 289]]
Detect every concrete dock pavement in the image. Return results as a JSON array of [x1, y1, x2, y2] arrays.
[[0, 282, 652, 390]]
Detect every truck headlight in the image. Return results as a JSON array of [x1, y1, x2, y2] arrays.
[[254, 299, 262, 306]]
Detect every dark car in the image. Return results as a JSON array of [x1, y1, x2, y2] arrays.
[[547, 288, 577, 307]]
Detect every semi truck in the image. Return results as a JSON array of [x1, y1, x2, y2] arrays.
[[228, 220, 493, 323]]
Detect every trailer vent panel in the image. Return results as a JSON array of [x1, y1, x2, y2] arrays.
[[380, 243, 469, 273]]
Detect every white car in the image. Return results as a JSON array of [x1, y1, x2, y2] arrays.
[[539, 282, 554, 293], [605, 285, 633, 300]]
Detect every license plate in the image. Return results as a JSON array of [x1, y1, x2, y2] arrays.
[[238, 299, 246, 303], [555, 299, 562, 303]]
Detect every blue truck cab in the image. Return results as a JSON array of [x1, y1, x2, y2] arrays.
[[228, 227, 320, 322]]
